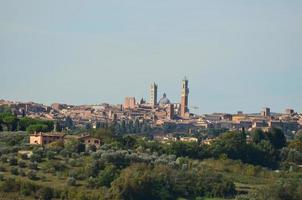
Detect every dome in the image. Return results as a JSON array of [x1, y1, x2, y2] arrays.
[[158, 93, 171, 105]]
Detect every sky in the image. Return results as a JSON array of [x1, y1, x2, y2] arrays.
[[0, 0, 301, 114]]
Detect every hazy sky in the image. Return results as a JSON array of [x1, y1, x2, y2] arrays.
[[1, 0, 301, 114]]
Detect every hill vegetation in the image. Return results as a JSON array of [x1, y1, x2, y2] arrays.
[[0, 116, 301, 199]]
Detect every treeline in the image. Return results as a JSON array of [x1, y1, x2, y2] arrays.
[[88, 127, 298, 170], [0, 113, 54, 133], [127, 128, 301, 169], [113, 119, 153, 134]]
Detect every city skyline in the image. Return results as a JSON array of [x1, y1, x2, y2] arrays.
[[1, 1, 302, 113], [0, 76, 299, 115]]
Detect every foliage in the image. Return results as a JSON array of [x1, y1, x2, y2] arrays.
[[27, 124, 49, 133], [67, 177, 77, 186], [10, 166, 19, 175], [98, 164, 119, 187], [8, 157, 18, 166], [36, 187, 54, 200], [27, 170, 38, 180], [30, 153, 42, 163], [28, 162, 38, 170], [0, 132, 28, 146], [45, 150, 56, 160], [249, 178, 302, 200], [0, 114, 54, 132], [64, 139, 86, 154], [251, 129, 266, 144], [109, 163, 236, 200], [267, 128, 287, 149], [18, 160, 26, 168], [167, 141, 207, 159]]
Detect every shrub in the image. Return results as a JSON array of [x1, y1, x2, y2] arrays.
[[0, 172, 4, 181], [98, 165, 119, 187], [36, 187, 53, 200], [27, 170, 38, 180], [0, 164, 6, 172], [20, 153, 28, 160], [30, 153, 42, 163], [18, 168, 26, 176], [20, 181, 36, 196], [10, 166, 19, 175], [1, 155, 8, 163], [249, 178, 302, 200], [8, 157, 18, 166], [46, 151, 56, 160], [86, 177, 99, 189], [67, 177, 77, 186], [28, 162, 38, 170], [0, 178, 19, 192], [18, 160, 27, 168], [43, 160, 66, 173]]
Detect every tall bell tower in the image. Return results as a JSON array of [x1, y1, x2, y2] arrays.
[[150, 82, 158, 107], [181, 77, 189, 117]]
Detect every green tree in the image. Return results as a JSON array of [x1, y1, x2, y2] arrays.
[[98, 165, 119, 187], [251, 129, 266, 144], [210, 131, 247, 161], [26, 124, 48, 133], [2, 114, 18, 131], [167, 141, 204, 159], [121, 135, 137, 149], [295, 129, 302, 141], [64, 140, 85, 153], [267, 128, 286, 149], [109, 164, 174, 200]]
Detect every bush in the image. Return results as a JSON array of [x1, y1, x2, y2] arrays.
[[250, 178, 302, 200], [43, 160, 66, 173], [0, 164, 6, 172], [1, 155, 8, 163], [10, 166, 19, 175], [98, 165, 119, 187], [20, 153, 28, 160], [0, 178, 19, 192], [18, 160, 27, 168], [8, 157, 18, 166], [0, 172, 4, 181], [46, 151, 56, 160], [19, 168, 26, 176], [67, 177, 77, 186], [30, 153, 42, 163], [28, 162, 38, 170], [36, 187, 53, 200], [20, 181, 36, 196], [27, 170, 38, 180], [86, 177, 99, 189]]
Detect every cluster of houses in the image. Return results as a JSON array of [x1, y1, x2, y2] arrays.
[[29, 132, 102, 149]]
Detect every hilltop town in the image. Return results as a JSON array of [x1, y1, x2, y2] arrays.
[[1, 78, 302, 200], [1, 78, 301, 141]]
